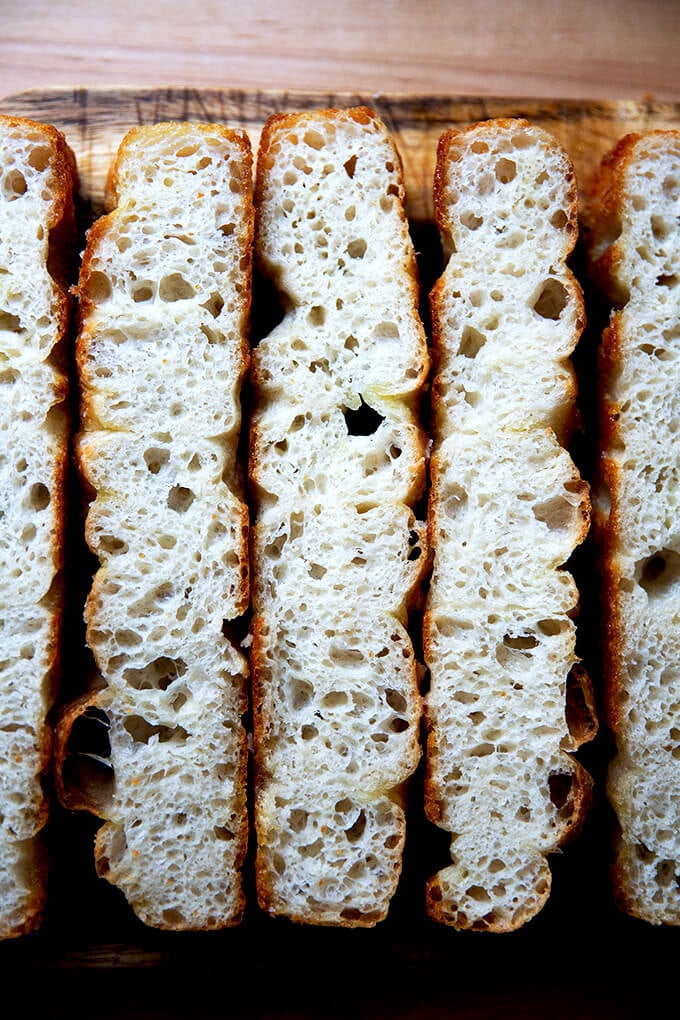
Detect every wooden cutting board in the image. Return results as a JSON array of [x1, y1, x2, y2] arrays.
[[1, 87, 679, 997], [1, 87, 680, 217]]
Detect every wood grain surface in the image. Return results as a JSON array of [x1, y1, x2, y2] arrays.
[[1, 0, 679, 103], [1, 87, 680, 218]]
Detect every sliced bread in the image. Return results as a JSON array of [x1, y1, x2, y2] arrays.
[[0, 115, 76, 939], [583, 129, 680, 925], [250, 107, 429, 926], [424, 119, 595, 930], [55, 122, 252, 930]]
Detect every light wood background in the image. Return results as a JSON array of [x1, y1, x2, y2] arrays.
[[0, 0, 679, 102]]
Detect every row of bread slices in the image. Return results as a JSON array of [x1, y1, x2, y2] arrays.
[[0, 109, 678, 938]]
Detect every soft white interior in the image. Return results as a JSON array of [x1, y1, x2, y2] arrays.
[[593, 133, 680, 924], [425, 121, 589, 930], [0, 120, 69, 937], [76, 124, 252, 929], [251, 109, 428, 925]]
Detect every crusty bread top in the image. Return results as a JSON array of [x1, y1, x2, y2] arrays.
[[429, 118, 585, 449], [105, 121, 251, 212], [433, 118, 579, 263], [252, 106, 429, 408], [583, 130, 680, 305]]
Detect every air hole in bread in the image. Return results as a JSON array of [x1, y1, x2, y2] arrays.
[[385, 689, 407, 713], [99, 534, 127, 555], [307, 305, 325, 326], [532, 495, 575, 531], [495, 158, 516, 183], [320, 691, 348, 709], [466, 884, 491, 903], [345, 808, 366, 842], [461, 211, 483, 231], [390, 717, 409, 733], [532, 277, 568, 319], [123, 716, 188, 745], [342, 398, 385, 436], [550, 208, 568, 229], [123, 656, 187, 691], [347, 238, 367, 259], [477, 173, 494, 197], [28, 482, 50, 511], [289, 679, 313, 711], [286, 809, 308, 834], [5, 169, 27, 198], [329, 644, 364, 666], [0, 367, 19, 384], [374, 320, 399, 339], [655, 860, 678, 888], [132, 282, 153, 303], [213, 824, 236, 844], [548, 771, 574, 812], [144, 447, 170, 474], [20, 523, 36, 544], [303, 128, 326, 150], [458, 325, 486, 358], [408, 530, 422, 561], [344, 154, 358, 178], [0, 309, 22, 333], [656, 274, 678, 289], [662, 174, 679, 199], [167, 485, 195, 513], [25, 144, 51, 172], [650, 214, 671, 241], [293, 155, 312, 174], [85, 271, 113, 304], [469, 742, 494, 758], [200, 291, 224, 318], [503, 634, 539, 651], [637, 549, 680, 597], [537, 618, 568, 637], [159, 273, 195, 301]]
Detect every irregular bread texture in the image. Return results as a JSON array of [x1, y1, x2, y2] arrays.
[[57, 123, 252, 930], [0, 116, 76, 939], [251, 107, 429, 926], [425, 120, 594, 931], [583, 130, 680, 925]]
